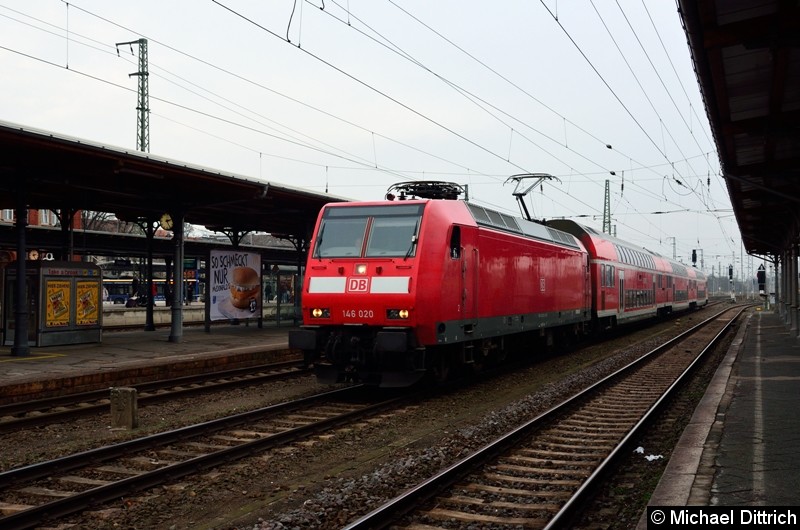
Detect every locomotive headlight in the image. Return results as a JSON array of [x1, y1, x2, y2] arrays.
[[387, 309, 410, 319], [355, 263, 368, 275], [311, 308, 330, 318]]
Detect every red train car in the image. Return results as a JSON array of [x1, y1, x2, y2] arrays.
[[547, 220, 708, 329], [289, 182, 591, 386]]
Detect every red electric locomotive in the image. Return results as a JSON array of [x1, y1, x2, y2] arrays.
[[289, 182, 591, 387], [547, 220, 708, 329]]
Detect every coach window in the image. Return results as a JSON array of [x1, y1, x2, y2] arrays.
[[449, 226, 461, 259]]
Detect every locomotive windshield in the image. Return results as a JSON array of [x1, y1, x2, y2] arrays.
[[313, 204, 424, 258]]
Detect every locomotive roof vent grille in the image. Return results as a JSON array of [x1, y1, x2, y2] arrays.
[[499, 212, 521, 231], [467, 203, 521, 234], [468, 203, 492, 224], [467, 203, 579, 249], [546, 227, 578, 246]]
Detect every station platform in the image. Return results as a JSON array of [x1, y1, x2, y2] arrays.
[[640, 308, 800, 524], [0, 322, 299, 404]]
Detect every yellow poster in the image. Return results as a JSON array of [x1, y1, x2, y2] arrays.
[[46, 280, 71, 327], [76, 281, 99, 326]]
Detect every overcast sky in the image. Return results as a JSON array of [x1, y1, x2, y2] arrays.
[[0, 0, 748, 277]]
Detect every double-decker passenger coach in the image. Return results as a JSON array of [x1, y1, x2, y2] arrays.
[[548, 220, 708, 330]]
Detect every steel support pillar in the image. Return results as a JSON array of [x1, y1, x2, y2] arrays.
[[782, 249, 790, 323], [11, 199, 29, 357], [144, 220, 156, 331], [791, 244, 798, 332], [168, 214, 184, 343]]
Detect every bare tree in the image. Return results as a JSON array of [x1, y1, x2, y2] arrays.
[[80, 211, 143, 234]]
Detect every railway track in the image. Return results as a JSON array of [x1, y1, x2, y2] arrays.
[[0, 385, 416, 530], [0, 360, 309, 433], [2, 306, 716, 434], [345, 305, 746, 529]]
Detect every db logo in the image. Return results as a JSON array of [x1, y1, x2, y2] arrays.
[[347, 277, 370, 292]]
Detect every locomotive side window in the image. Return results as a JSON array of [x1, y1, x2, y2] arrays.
[[449, 226, 461, 259]]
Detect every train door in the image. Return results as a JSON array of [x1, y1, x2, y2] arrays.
[[618, 270, 625, 313], [599, 264, 605, 312], [652, 276, 657, 308], [453, 225, 478, 321], [584, 261, 591, 314]]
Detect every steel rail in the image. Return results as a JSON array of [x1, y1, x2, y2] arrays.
[[343, 305, 746, 529], [0, 360, 308, 432], [0, 385, 362, 488], [544, 305, 747, 529], [0, 384, 416, 530]]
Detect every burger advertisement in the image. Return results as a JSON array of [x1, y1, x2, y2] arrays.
[[209, 250, 261, 320]]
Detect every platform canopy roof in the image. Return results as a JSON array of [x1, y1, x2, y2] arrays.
[[679, 0, 800, 256], [0, 121, 347, 241]]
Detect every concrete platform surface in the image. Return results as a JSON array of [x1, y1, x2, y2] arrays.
[[0, 323, 297, 403], [640, 309, 800, 528]]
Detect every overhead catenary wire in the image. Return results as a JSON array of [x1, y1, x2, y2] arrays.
[[0, 1, 736, 260], [537, 0, 687, 178], [305, 0, 718, 243], [212, 0, 538, 178], [611, 0, 722, 206], [9, 0, 718, 202], [349, 0, 726, 251], [4, 1, 528, 199], [33, 2, 499, 181]]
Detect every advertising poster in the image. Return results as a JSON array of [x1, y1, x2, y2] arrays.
[[209, 250, 261, 321], [46, 280, 71, 327], [76, 281, 100, 326]]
